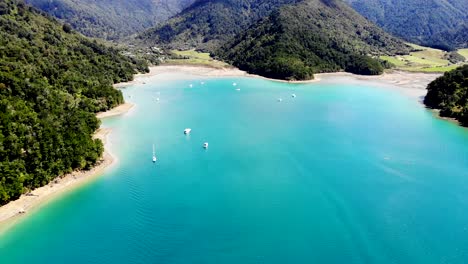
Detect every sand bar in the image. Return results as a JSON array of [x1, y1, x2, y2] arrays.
[[96, 102, 134, 119]]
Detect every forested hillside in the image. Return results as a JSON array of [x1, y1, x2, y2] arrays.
[[25, 0, 195, 40], [216, 0, 410, 80], [0, 0, 147, 204], [344, 0, 468, 50], [137, 0, 302, 52], [424, 65, 468, 126]]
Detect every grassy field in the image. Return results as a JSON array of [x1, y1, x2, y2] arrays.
[[167, 47, 467, 72], [380, 44, 467, 73], [458, 49, 468, 61], [164, 50, 229, 68]]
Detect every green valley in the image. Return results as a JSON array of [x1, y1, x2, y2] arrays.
[[380, 44, 467, 73]]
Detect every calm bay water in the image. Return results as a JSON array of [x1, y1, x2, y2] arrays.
[[1, 74, 468, 263]]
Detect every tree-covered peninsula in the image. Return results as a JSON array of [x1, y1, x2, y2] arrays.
[[424, 65, 468, 126], [0, 0, 148, 204]]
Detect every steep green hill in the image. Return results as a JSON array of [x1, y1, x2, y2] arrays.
[[344, 0, 468, 50], [216, 0, 410, 80], [424, 65, 468, 126], [25, 0, 195, 40], [0, 0, 147, 204], [137, 0, 302, 52]]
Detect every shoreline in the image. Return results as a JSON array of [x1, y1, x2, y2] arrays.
[[113, 64, 322, 87], [122, 64, 440, 98], [0, 64, 443, 235], [0, 102, 133, 235]]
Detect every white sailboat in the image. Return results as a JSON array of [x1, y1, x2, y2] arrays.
[[152, 144, 157, 162]]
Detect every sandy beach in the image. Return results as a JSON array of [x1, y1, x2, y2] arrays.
[[0, 103, 133, 234], [0, 64, 442, 235], [315, 71, 442, 99], [121, 65, 441, 98], [96, 102, 134, 119]]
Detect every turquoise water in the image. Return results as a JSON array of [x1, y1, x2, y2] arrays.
[[1, 75, 468, 263]]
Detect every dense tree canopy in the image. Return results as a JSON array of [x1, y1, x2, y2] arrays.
[[344, 0, 468, 50], [424, 65, 468, 126], [25, 0, 195, 40], [0, 0, 148, 204], [136, 0, 303, 52], [216, 0, 409, 80]]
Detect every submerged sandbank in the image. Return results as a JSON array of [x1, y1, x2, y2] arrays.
[[315, 71, 441, 99]]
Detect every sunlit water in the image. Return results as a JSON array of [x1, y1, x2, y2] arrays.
[[1, 74, 468, 263]]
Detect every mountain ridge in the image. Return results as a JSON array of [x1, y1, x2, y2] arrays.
[[137, 0, 302, 51], [25, 0, 196, 40], [215, 0, 410, 80], [344, 0, 468, 50]]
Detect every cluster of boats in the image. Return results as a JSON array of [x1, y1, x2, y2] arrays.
[[185, 128, 209, 148], [152, 128, 208, 163], [151, 82, 296, 163], [278, 94, 296, 102]]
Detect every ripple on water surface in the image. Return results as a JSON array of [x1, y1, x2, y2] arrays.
[[1, 76, 468, 264]]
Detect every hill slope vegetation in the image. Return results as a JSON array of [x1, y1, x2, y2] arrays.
[[0, 0, 147, 204], [216, 0, 410, 80], [424, 65, 468, 126], [25, 0, 195, 40], [344, 0, 468, 50], [137, 0, 302, 52]]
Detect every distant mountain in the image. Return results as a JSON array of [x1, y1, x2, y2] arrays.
[[137, 0, 302, 51], [25, 0, 195, 40], [424, 65, 468, 126], [0, 0, 146, 204], [216, 0, 410, 81], [344, 0, 468, 50]]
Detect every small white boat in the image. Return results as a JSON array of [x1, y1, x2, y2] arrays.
[[278, 98, 282, 102], [292, 94, 296, 98], [152, 144, 157, 163], [203, 142, 209, 149], [156, 97, 160, 101], [236, 88, 240, 91], [201, 81, 205, 85], [184, 128, 192, 135], [189, 84, 193, 88], [232, 82, 237, 86]]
